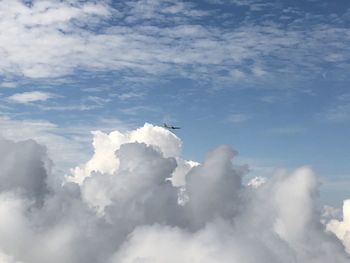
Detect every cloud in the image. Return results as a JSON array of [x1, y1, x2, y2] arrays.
[[0, 0, 349, 87], [69, 123, 183, 185], [226, 113, 251, 124], [0, 124, 349, 262], [36, 95, 111, 111], [0, 82, 17, 89], [0, 0, 111, 79], [0, 137, 50, 204], [110, 166, 350, 262], [0, 115, 88, 171], [322, 93, 350, 122], [247, 176, 267, 188], [217, 0, 276, 11], [266, 126, 306, 135], [0, 249, 24, 263], [326, 200, 350, 253], [117, 92, 144, 101], [0, 115, 129, 172], [8, 91, 58, 104]]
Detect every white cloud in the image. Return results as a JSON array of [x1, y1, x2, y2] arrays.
[[247, 176, 267, 188], [8, 91, 58, 104], [0, 115, 87, 172], [0, 0, 348, 86], [0, 82, 17, 89], [110, 166, 350, 262], [117, 92, 144, 101], [69, 123, 183, 185], [0, 124, 348, 262], [326, 200, 350, 254], [0, 249, 24, 263], [0, 0, 112, 78], [0, 115, 129, 172], [35, 95, 112, 111], [322, 205, 342, 223]]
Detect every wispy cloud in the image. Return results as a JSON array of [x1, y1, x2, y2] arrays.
[[322, 93, 350, 123], [37, 96, 111, 111], [0, 82, 17, 89], [120, 105, 160, 116], [266, 126, 306, 135], [226, 113, 251, 124], [0, 0, 349, 87], [117, 92, 145, 101], [259, 95, 281, 103], [208, 0, 276, 11], [8, 91, 59, 104]]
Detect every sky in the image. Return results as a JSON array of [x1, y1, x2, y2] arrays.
[[1, 1, 350, 261], [0, 0, 350, 206]]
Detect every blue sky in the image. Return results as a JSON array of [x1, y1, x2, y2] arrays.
[[0, 0, 350, 205]]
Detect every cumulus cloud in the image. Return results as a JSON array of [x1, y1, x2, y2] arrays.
[[326, 200, 350, 253], [70, 123, 182, 184], [0, 137, 51, 203], [0, 124, 349, 262], [247, 176, 267, 188], [0, 115, 91, 172], [109, 165, 350, 263]]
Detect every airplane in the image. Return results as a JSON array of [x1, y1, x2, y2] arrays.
[[163, 123, 181, 130]]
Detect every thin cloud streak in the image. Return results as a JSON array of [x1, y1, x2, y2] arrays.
[[226, 113, 251, 124], [320, 93, 350, 123], [266, 126, 307, 135], [8, 91, 59, 104]]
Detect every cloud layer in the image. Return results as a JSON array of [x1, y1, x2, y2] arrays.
[[0, 123, 348, 262], [0, 0, 349, 84]]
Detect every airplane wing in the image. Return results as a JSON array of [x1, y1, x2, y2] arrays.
[[163, 123, 180, 130]]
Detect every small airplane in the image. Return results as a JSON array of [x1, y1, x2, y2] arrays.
[[163, 123, 181, 130]]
